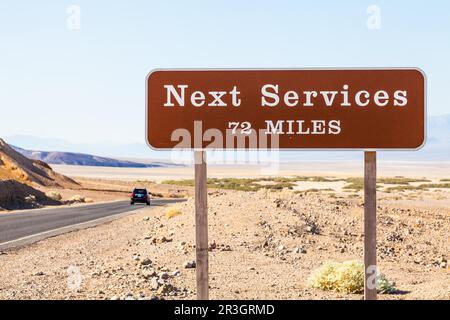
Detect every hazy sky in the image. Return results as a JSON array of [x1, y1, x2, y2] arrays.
[[1, 1, 449, 144]]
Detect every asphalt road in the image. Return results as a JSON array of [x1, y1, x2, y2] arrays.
[[0, 199, 183, 249]]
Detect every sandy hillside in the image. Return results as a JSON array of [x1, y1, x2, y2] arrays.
[[0, 139, 83, 210], [0, 181, 448, 300], [0, 139, 78, 188]]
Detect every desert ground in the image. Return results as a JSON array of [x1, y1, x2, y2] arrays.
[[0, 162, 449, 300]]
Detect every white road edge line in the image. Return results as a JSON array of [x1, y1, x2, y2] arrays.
[[1, 199, 127, 216], [0, 206, 151, 250]]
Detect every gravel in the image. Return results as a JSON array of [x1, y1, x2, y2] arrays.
[[0, 188, 448, 300]]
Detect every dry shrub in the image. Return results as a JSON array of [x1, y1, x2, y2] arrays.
[[165, 207, 182, 219], [47, 191, 62, 201], [169, 194, 187, 199], [69, 195, 85, 203], [308, 260, 396, 294], [151, 192, 164, 198]]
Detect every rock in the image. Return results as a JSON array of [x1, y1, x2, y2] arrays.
[[159, 272, 169, 280], [110, 296, 120, 300], [46, 191, 62, 201], [143, 217, 150, 221], [387, 232, 403, 242], [274, 199, 282, 208], [141, 269, 157, 279], [156, 283, 174, 296], [150, 277, 160, 290], [220, 245, 232, 252], [140, 258, 152, 266], [25, 194, 37, 203], [160, 237, 172, 243], [184, 261, 196, 269], [305, 224, 319, 234], [293, 247, 306, 254], [172, 270, 181, 277], [35, 271, 45, 276]]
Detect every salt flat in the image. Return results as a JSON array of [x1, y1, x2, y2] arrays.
[[52, 161, 450, 182]]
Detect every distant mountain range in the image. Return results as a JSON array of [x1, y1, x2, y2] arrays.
[[0, 139, 79, 188], [12, 146, 175, 168], [5, 114, 450, 163]]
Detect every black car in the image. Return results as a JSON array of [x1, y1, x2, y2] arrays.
[[130, 188, 150, 205]]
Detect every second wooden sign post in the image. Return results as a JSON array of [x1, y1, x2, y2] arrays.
[[364, 151, 377, 300], [195, 151, 209, 300]]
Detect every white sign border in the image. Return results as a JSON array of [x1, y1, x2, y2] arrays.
[[145, 67, 427, 152]]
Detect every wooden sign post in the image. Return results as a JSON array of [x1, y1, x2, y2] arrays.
[[194, 151, 209, 300], [146, 68, 426, 301], [364, 151, 377, 300]]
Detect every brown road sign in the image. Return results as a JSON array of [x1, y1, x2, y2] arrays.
[[146, 68, 426, 150]]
